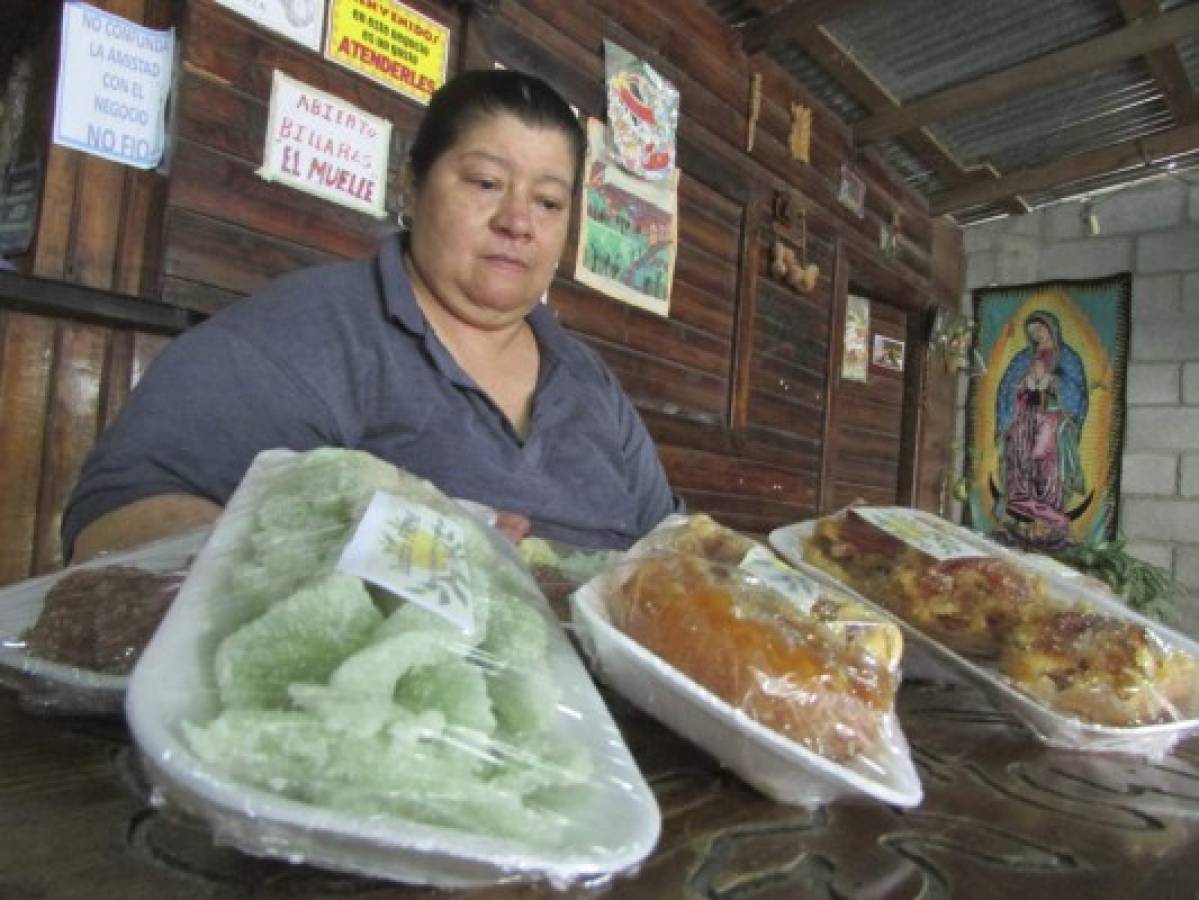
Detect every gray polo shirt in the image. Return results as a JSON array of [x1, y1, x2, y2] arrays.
[[62, 235, 678, 555]]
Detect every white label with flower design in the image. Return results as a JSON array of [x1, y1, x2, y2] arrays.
[[335, 491, 478, 638]]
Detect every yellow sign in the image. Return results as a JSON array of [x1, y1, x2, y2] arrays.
[[325, 0, 449, 105]]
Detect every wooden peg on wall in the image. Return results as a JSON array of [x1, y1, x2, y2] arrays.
[[746, 73, 762, 152], [789, 103, 811, 163]]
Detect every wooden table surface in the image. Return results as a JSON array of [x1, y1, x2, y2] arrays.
[[4, 678, 1199, 900]]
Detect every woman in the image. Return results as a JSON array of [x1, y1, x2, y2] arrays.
[[993, 310, 1087, 545], [64, 70, 679, 560]]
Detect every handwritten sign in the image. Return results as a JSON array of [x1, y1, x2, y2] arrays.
[[336, 492, 479, 638], [258, 70, 391, 218], [213, 0, 326, 52], [325, 0, 448, 105], [52, 2, 174, 169]]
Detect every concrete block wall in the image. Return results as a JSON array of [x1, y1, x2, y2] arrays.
[[960, 175, 1199, 633]]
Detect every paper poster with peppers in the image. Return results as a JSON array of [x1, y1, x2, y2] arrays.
[[575, 118, 678, 317], [603, 40, 678, 181]]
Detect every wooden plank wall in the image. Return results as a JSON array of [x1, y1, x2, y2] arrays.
[[472, 0, 937, 533], [159, 0, 440, 311], [0, 305, 170, 583], [914, 217, 968, 514], [2, 0, 961, 585], [0, 0, 181, 585], [29, 0, 174, 297], [824, 294, 908, 508]]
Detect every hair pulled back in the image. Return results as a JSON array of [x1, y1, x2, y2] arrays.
[[407, 69, 584, 191]]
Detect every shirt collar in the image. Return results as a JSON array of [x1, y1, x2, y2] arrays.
[[378, 233, 427, 335], [377, 234, 585, 378]]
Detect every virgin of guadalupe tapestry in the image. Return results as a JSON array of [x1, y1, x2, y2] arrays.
[[964, 274, 1130, 551]]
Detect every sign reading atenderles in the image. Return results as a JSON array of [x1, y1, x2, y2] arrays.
[[258, 70, 392, 218], [325, 0, 449, 105], [52, 2, 175, 170]]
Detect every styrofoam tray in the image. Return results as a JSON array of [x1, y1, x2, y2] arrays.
[[0, 529, 209, 714], [126, 450, 661, 888], [770, 511, 1199, 758], [569, 569, 923, 809]]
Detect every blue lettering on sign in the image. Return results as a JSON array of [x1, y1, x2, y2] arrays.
[[86, 123, 117, 152], [120, 133, 152, 160]]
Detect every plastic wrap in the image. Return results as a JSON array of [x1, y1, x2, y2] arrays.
[[518, 537, 621, 619], [570, 514, 921, 808], [771, 507, 1199, 757], [0, 529, 207, 715], [125, 448, 659, 888]]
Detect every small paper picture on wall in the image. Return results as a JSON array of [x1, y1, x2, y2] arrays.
[[842, 294, 870, 382], [872, 334, 905, 372], [837, 163, 866, 218]]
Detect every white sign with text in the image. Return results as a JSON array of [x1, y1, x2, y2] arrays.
[[258, 70, 391, 218], [52, 2, 175, 170]]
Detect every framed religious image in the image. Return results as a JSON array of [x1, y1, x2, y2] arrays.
[[964, 274, 1131, 550], [837, 163, 865, 218], [872, 334, 905, 372]]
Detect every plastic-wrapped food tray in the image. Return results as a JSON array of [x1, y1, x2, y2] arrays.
[[570, 564, 923, 808], [126, 449, 660, 888], [770, 510, 1199, 758], [0, 529, 208, 714]]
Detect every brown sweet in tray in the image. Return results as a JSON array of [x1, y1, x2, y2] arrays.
[[999, 608, 1198, 727], [22, 565, 184, 675], [802, 511, 1048, 656], [609, 554, 894, 763]]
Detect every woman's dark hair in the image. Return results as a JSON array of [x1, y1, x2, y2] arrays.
[[407, 69, 585, 191]]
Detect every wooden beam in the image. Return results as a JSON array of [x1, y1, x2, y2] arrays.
[[737, 0, 877, 56], [0, 270, 202, 333], [1118, 0, 1199, 126], [786, 16, 1029, 203], [854, 3, 1199, 144], [929, 122, 1199, 215], [817, 238, 848, 514]]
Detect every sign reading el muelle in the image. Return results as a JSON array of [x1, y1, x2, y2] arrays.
[[325, 0, 448, 105], [259, 71, 391, 218]]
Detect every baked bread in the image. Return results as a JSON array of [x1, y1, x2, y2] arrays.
[[804, 511, 1047, 656], [999, 608, 1198, 727], [609, 555, 895, 764]]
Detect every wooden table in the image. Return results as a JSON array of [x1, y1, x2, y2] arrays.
[[4, 679, 1199, 900]]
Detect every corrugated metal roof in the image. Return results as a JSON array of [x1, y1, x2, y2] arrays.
[[822, 0, 1123, 101], [702, 0, 1199, 224], [770, 43, 871, 122], [932, 60, 1172, 173]]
